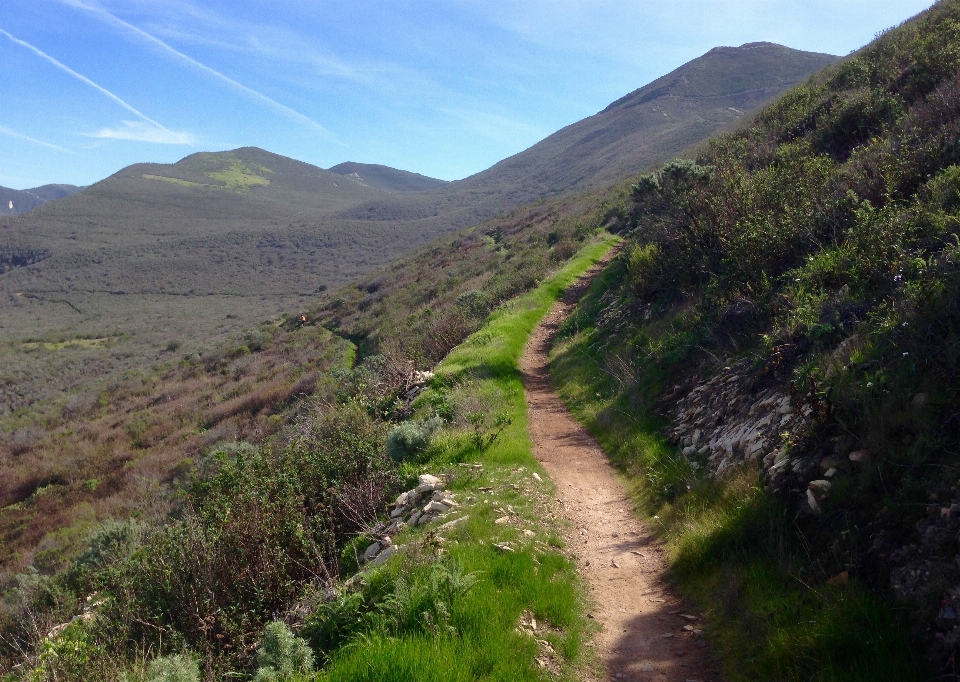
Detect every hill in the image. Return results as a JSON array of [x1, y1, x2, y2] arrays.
[[3, 5, 955, 678], [0, 44, 835, 424], [550, 0, 960, 675], [334, 42, 837, 226], [0, 184, 82, 216], [328, 161, 448, 193]]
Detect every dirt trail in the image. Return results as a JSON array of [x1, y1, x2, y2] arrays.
[[520, 257, 720, 682]]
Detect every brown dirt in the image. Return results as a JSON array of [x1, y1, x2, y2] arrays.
[[520, 257, 721, 682]]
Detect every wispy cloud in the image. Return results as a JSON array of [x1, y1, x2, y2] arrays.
[[0, 26, 190, 145], [0, 124, 74, 153], [89, 120, 197, 145], [61, 0, 337, 140]]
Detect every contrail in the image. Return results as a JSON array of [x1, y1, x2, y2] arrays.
[[0, 27, 189, 145], [63, 0, 335, 138], [0, 124, 74, 153]]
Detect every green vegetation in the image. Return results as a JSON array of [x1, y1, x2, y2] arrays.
[[0, 43, 831, 423], [552, 1, 960, 677], [205, 159, 272, 191], [0, 237, 613, 680], [141, 174, 203, 188]]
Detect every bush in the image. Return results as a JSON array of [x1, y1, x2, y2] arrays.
[[386, 416, 443, 463], [142, 654, 200, 682], [253, 621, 313, 682], [623, 242, 661, 298]]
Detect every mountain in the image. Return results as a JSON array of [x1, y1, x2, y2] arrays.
[[328, 161, 448, 193], [334, 42, 837, 226], [0, 183, 83, 216], [0, 43, 836, 417]]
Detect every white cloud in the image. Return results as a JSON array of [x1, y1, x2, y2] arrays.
[[90, 120, 196, 145], [0, 26, 186, 143], [60, 0, 337, 139], [0, 124, 74, 153]]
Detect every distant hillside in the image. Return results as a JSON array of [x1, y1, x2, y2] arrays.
[[335, 42, 837, 226], [329, 161, 448, 193], [0, 44, 837, 416], [0, 183, 82, 216]]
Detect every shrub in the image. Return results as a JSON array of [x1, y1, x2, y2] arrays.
[[386, 416, 442, 463], [142, 654, 200, 682], [623, 242, 661, 298], [253, 621, 313, 682]]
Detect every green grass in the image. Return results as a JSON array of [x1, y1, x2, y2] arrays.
[[549, 266, 921, 682], [205, 159, 272, 191], [21, 337, 114, 351], [314, 235, 617, 680], [140, 174, 202, 187]]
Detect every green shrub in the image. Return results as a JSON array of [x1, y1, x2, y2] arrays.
[[386, 416, 443, 463], [623, 242, 661, 298], [253, 621, 313, 682], [143, 654, 200, 682]]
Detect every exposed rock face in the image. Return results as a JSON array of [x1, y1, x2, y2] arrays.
[[665, 359, 960, 662], [667, 359, 813, 485]]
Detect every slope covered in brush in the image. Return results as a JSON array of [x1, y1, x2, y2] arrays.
[[553, 0, 960, 674]]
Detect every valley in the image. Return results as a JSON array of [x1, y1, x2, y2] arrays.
[[5, 3, 960, 678]]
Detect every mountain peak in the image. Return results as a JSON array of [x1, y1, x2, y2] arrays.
[[328, 162, 447, 193]]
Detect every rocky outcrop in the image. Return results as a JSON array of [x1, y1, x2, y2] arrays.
[[361, 473, 464, 566]]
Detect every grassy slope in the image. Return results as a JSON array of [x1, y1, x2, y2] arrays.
[[316, 236, 618, 680], [550, 263, 920, 681], [545, 1, 960, 677]]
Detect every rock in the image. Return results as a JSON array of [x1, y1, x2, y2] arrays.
[[824, 468, 837, 478], [849, 449, 872, 463], [417, 513, 435, 526], [532, 472, 542, 483], [821, 457, 838, 470], [408, 510, 423, 526], [419, 474, 442, 487], [494, 516, 511, 525], [363, 542, 382, 561], [806, 489, 821, 514], [396, 491, 410, 506], [682, 445, 696, 456], [809, 479, 832, 496], [369, 545, 396, 567], [436, 515, 470, 532], [523, 529, 536, 537], [423, 500, 450, 514], [779, 404, 795, 414], [390, 506, 406, 518], [911, 393, 929, 408]]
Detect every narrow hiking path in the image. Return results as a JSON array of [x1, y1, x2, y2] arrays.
[[519, 260, 721, 682]]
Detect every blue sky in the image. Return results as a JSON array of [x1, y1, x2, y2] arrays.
[[0, 0, 935, 189]]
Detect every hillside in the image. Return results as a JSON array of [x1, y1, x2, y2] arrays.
[[328, 161, 448, 193], [334, 42, 837, 226], [0, 44, 833, 419], [2, 4, 955, 678], [549, 0, 960, 676], [0, 184, 82, 216]]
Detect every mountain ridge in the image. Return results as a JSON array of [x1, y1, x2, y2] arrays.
[[0, 183, 83, 216]]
